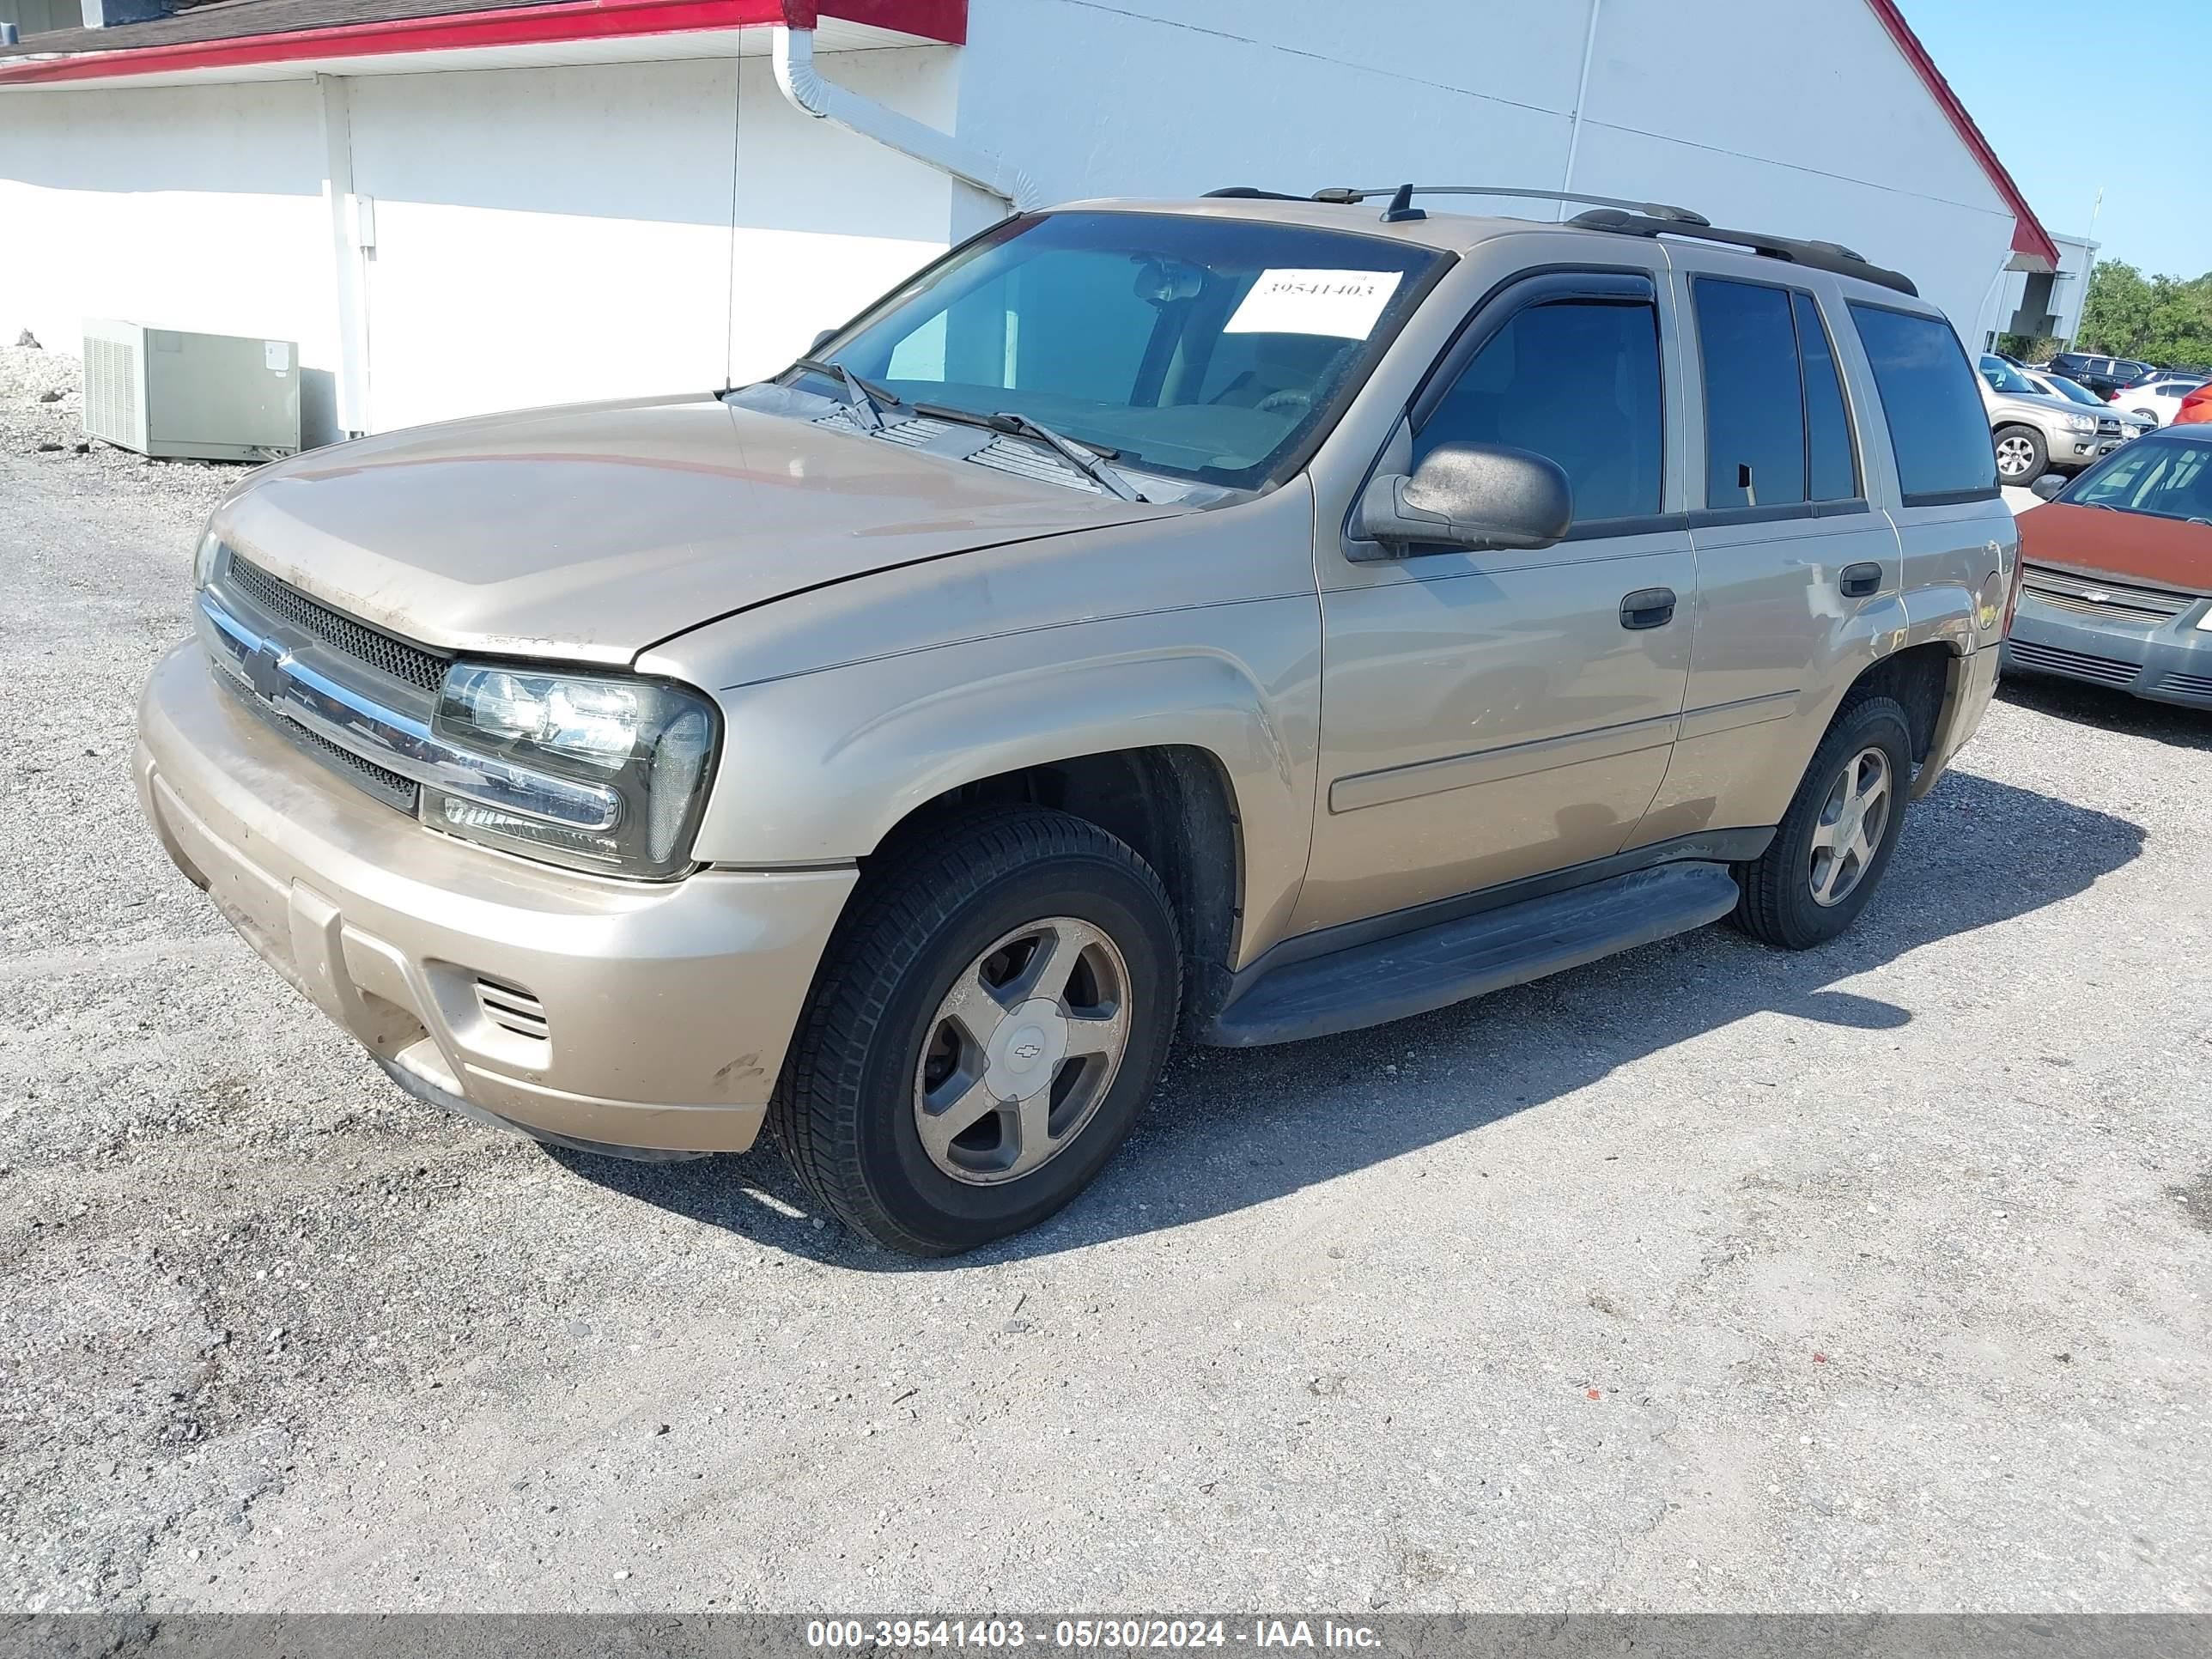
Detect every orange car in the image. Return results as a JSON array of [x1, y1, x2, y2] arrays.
[[2014, 424, 2212, 707], [2175, 381, 2212, 425]]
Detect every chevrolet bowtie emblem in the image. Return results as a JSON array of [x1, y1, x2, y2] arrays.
[[245, 643, 289, 701]]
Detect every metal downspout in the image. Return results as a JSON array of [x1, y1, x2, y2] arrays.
[[771, 21, 1042, 212]]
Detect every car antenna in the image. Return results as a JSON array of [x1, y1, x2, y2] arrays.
[[1379, 183, 1425, 223]]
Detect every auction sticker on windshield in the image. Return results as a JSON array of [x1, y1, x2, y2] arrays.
[[1225, 269, 1403, 338]]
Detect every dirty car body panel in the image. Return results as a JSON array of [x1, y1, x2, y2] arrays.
[[137, 197, 2007, 1216]]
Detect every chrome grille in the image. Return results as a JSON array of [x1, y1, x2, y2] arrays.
[[2006, 638, 2140, 687], [279, 708, 420, 810], [216, 667, 420, 811], [2021, 565, 2196, 626], [225, 556, 448, 692]]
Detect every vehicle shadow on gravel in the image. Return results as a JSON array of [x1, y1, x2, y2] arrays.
[[1997, 672, 2212, 750], [565, 770, 2142, 1268]]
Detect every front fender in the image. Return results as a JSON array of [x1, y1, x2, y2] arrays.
[[675, 601, 1322, 963]]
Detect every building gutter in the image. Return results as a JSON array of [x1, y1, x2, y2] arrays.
[[772, 13, 1039, 211], [0, 0, 964, 88]]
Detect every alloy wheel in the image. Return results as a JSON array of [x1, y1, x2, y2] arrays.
[[1808, 745, 1893, 908], [911, 917, 1133, 1185], [1994, 434, 2038, 480]]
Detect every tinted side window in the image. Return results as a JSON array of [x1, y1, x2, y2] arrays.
[[1795, 293, 1858, 501], [1416, 297, 1663, 523], [1696, 279, 1805, 508], [1846, 304, 1998, 503]]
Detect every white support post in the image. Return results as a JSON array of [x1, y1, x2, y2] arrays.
[[317, 73, 371, 438]]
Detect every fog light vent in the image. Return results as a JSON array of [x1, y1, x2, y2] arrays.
[[475, 976, 549, 1042]]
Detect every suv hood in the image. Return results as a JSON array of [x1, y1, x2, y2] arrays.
[[1986, 386, 2100, 422], [213, 393, 1182, 665]]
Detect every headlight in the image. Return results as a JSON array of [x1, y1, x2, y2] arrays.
[[429, 664, 718, 878], [2066, 413, 2097, 433], [192, 526, 222, 588]]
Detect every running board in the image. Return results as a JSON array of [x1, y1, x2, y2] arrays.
[[1200, 861, 1741, 1048]]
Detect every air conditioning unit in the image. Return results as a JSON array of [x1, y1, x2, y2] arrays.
[[82, 319, 301, 462]]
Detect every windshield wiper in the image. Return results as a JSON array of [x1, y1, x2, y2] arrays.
[[792, 356, 897, 431], [915, 402, 1148, 502]]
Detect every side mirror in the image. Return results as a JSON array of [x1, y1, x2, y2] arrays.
[[2030, 472, 2066, 501], [1355, 441, 1573, 556]]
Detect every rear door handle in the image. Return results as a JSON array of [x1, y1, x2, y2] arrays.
[[1838, 562, 1882, 599], [1620, 586, 1676, 629]]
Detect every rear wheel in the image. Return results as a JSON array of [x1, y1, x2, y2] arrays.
[[770, 805, 1180, 1255], [1731, 695, 1912, 950], [1992, 424, 2046, 484]]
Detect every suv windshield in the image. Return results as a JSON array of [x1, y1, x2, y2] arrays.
[[2063, 430, 2212, 525], [1979, 356, 2041, 396], [793, 211, 1446, 490]]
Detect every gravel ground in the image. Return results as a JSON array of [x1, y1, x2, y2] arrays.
[[3, 347, 2209, 1614]]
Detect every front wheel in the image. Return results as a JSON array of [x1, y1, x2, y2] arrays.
[[1992, 424, 2047, 484], [1731, 695, 1912, 950], [770, 806, 1181, 1255]]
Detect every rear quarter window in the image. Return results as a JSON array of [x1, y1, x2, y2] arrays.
[[1847, 304, 1998, 506]]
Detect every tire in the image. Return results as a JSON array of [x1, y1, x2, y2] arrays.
[[1730, 694, 1912, 951], [1992, 424, 2046, 484], [770, 805, 1182, 1255]]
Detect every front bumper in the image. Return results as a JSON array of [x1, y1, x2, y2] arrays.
[[2003, 595, 2212, 708], [136, 641, 856, 1154]]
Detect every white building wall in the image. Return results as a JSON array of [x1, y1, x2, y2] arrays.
[[726, 46, 960, 383], [0, 0, 2039, 442], [952, 0, 2020, 341], [0, 81, 340, 434], [1577, 0, 2016, 340], [341, 59, 742, 433], [950, 0, 1577, 225]]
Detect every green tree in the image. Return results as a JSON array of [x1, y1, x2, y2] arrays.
[[2076, 259, 2212, 366], [2077, 260, 2155, 355]]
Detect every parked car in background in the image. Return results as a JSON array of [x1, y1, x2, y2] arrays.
[[2051, 352, 2155, 396], [2021, 369, 2155, 446], [1979, 354, 2110, 482], [2115, 376, 2210, 426], [2176, 382, 2212, 426], [2013, 425, 2212, 708], [132, 191, 2010, 1253]]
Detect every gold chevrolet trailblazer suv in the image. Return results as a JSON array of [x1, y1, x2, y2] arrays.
[[137, 185, 2014, 1254]]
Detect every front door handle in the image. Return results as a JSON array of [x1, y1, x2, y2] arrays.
[[1839, 562, 1883, 599], [1620, 586, 1677, 629]]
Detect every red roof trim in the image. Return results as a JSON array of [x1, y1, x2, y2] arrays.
[[1861, 0, 2058, 270], [0, 0, 961, 84]]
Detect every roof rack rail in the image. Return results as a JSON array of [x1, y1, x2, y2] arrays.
[[1565, 207, 1918, 297], [1201, 186, 1309, 201], [1310, 184, 1711, 227]]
